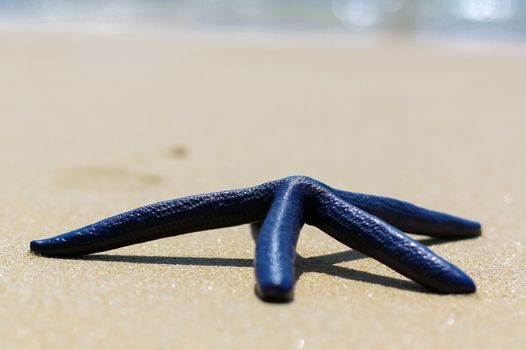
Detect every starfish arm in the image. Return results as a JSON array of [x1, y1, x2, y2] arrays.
[[254, 182, 305, 302], [333, 189, 481, 238], [309, 192, 476, 293], [30, 184, 276, 257]]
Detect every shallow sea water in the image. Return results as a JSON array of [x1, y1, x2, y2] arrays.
[[0, 0, 525, 42]]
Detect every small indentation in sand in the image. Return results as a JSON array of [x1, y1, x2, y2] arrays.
[[56, 165, 163, 191], [169, 145, 189, 159]]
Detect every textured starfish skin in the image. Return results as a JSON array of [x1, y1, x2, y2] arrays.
[[30, 176, 481, 302]]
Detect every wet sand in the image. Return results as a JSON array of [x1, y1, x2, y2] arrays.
[[0, 30, 525, 349]]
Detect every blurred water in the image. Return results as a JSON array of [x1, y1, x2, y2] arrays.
[[0, 0, 525, 42]]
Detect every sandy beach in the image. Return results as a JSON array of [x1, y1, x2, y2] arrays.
[[1, 30, 525, 349]]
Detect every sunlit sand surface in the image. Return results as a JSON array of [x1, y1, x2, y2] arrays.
[[1, 29, 525, 349]]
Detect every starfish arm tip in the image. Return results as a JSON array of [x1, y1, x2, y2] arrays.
[[29, 239, 44, 255], [462, 219, 482, 236], [30, 238, 61, 257], [436, 266, 477, 294], [255, 278, 295, 302]]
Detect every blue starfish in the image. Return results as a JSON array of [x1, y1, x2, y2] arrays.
[[30, 176, 481, 302]]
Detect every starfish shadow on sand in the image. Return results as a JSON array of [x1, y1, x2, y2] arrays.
[[65, 235, 473, 299]]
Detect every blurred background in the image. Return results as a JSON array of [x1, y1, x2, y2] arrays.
[[1, 0, 525, 42]]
